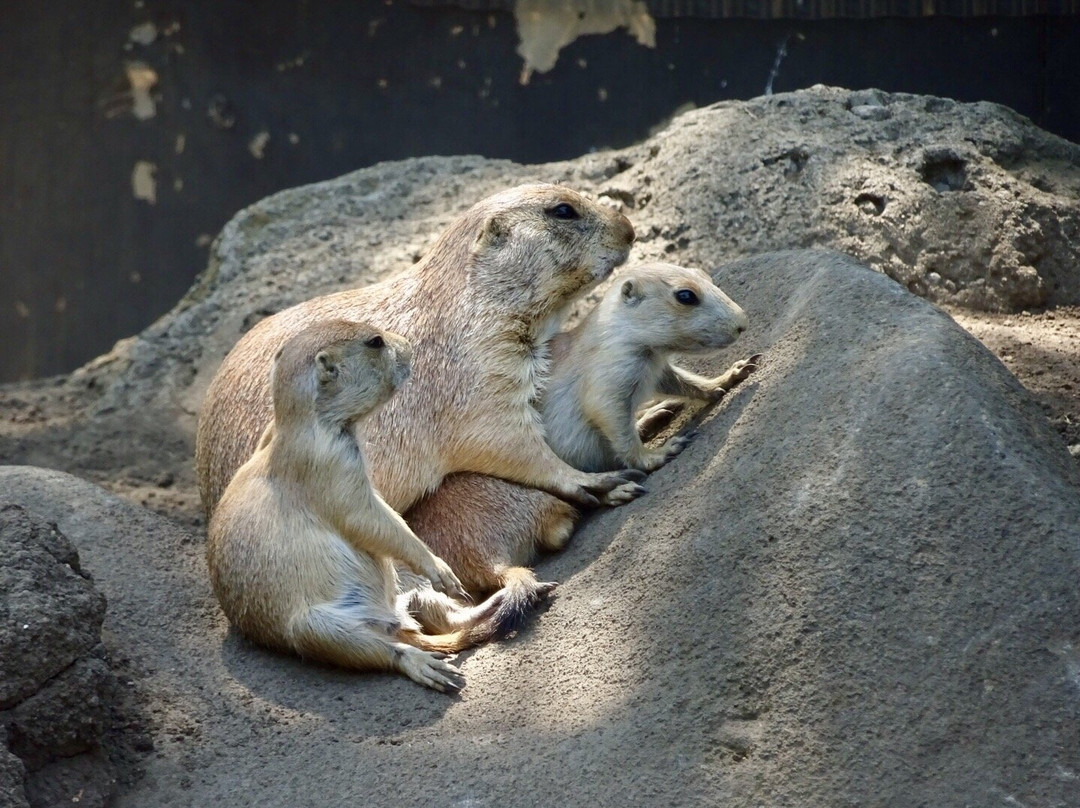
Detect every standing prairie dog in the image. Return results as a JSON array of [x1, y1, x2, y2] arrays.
[[207, 320, 511, 693], [196, 184, 646, 523], [406, 262, 758, 621]]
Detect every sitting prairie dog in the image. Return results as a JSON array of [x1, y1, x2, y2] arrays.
[[406, 262, 759, 622], [207, 320, 513, 693], [196, 184, 646, 525], [543, 261, 755, 472]]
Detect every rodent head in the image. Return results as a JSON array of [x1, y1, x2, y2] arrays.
[[612, 263, 749, 353], [270, 319, 413, 428], [467, 184, 635, 323]]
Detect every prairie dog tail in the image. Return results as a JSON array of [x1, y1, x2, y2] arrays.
[[489, 566, 558, 638], [396, 577, 550, 649], [399, 629, 477, 654]]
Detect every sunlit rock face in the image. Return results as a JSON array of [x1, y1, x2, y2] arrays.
[[0, 86, 1078, 807]]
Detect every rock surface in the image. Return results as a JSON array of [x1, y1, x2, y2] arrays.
[[3, 245, 1080, 806], [0, 729, 29, 808], [0, 505, 117, 807], [1, 86, 1078, 503], [0, 86, 1078, 805]]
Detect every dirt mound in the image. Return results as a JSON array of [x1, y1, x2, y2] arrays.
[[1, 86, 1079, 805], [2, 87, 1078, 504], [3, 247, 1079, 806]]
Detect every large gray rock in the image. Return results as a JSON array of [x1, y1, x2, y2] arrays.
[[0, 506, 105, 709], [0, 86, 1078, 804], [3, 244, 1079, 806], [0, 504, 117, 808], [1, 86, 1077, 496], [0, 728, 29, 808]]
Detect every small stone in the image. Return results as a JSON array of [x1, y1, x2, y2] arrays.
[[852, 105, 891, 121]]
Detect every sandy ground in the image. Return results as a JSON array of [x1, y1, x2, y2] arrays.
[[5, 253, 1079, 808], [946, 306, 1080, 459]]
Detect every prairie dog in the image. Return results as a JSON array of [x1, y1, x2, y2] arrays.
[[406, 262, 758, 619], [207, 320, 511, 693], [544, 261, 752, 472], [196, 184, 645, 521]]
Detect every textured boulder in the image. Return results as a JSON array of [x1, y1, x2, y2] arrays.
[[3, 245, 1080, 806], [0, 505, 116, 808], [0, 506, 105, 708], [0, 729, 29, 808], [1, 86, 1077, 496], [637, 88, 1080, 312], [0, 85, 1078, 805]]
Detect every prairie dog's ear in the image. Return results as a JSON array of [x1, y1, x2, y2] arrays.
[[621, 279, 644, 305], [315, 350, 338, 384], [474, 213, 509, 252]]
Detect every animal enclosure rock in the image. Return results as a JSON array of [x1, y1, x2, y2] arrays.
[[0, 505, 117, 808], [0, 86, 1078, 806], [4, 244, 1080, 805], [2, 86, 1078, 494]]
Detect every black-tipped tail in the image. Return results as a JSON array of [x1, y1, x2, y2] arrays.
[[487, 567, 557, 638]]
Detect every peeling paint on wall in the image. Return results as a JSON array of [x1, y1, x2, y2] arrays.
[[207, 94, 236, 130], [514, 0, 655, 84], [125, 61, 158, 120], [131, 161, 157, 204], [248, 131, 270, 159], [128, 21, 158, 46]]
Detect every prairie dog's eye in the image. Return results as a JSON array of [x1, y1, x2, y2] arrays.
[[674, 289, 700, 306], [546, 203, 580, 220], [365, 335, 385, 349]]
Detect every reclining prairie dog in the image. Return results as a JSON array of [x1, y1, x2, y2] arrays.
[[207, 319, 516, 693], [406, 262, 758, 616], [196, 184, 645, 519]]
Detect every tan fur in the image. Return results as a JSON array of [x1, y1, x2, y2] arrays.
[[206, 320, 512, 693], [196, 184, 644, 521], [406, 263, 759, 612]]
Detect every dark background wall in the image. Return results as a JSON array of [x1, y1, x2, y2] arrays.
[[1, 1, 1077, 382]]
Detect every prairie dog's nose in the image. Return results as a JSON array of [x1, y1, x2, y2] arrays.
[[615, 212, 635, 246], [732, 304, 749, 334], [389, 333, 414, 365]]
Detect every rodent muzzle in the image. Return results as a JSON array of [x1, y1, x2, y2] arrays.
[[614, 213, 635, 246], [731, 304, 749, 334], [717, 307, 749, 346], [391, 353, 412, 388]]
